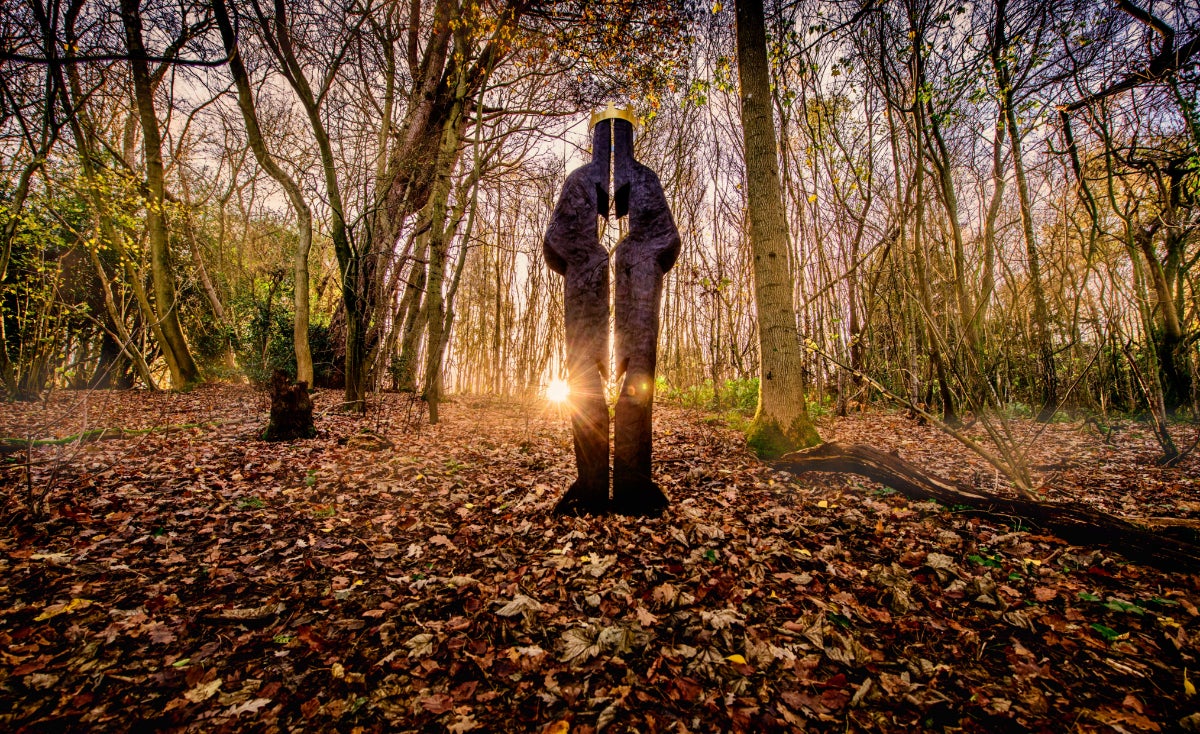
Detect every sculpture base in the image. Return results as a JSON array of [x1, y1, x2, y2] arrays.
[[611, 478, 669, 518], [552, 478, 610, 516]]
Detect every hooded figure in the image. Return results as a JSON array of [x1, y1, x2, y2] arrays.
[[544, 108, 680, 516]]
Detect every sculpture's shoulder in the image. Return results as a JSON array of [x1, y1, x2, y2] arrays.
[[550, 163, 600, 222], [564, 162, 601, 190], [632, 162, 663, 189]]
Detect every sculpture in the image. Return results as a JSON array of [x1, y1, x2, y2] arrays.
[[543, 105, 681, 516]]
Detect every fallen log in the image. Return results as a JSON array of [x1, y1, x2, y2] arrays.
[[0, 422, 212, 456], [776, 441, 1200, 573]]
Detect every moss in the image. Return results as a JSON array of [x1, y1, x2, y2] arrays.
[[746, 413, 821, 459]]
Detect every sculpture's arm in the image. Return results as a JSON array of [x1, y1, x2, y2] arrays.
[[544, 173, 594, 275], [642, 170, 681, 272], [657, 223, 681, 272], [543, 232, 567, 275], [543, 191, 571, 275]]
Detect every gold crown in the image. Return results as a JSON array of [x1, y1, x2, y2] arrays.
[[590, 103, 637, 130]]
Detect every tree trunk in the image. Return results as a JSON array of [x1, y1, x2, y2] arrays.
[[213, 0, 313, 384], [992, 0, 1056, 420], [394, 235, 429, 392], [120, 0, 201, 389], [265, 0, 361, 407], [925, 108, 976, 355], [87, 245, 156, 389], [264, 369, 315, 441], [977, 110, 1006, 360], [419, 104, 465, 425], [735, 0, 820, 457]]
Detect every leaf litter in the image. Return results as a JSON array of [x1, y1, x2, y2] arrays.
[[0, 385, 1198, 732]]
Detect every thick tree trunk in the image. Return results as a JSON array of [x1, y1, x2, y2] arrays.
[[735, 0, 820, 457], [89, 332, 135, 389], [777, 441, 1200, 572], [1135, 224, 1191, 412], [120, 0, 201, 389], [263, 369, 315, 441]]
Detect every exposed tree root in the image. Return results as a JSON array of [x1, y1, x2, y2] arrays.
[[776, 440, 1200, 573]]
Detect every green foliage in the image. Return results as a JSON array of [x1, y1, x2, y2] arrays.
[[655, 377, 759, 414], [236, 299, 297, 385], [0, 179, 92, 398], [231, 282, 336, 387], [190, 323, 238, 376], [702, 410, 750, 432]]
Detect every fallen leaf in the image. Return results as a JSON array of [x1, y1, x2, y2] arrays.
[[496, 594, 542, 618], [34, 598, 93, 621], [227, 698, 272, 716], [184, 678, 222, 703]]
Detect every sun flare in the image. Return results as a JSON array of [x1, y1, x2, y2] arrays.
[[546, 378, 570, 403]]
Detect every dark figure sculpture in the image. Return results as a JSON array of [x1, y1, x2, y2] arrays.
[[544, 106, 681, 516], [543, 117, 613, 515], [610, 117, 680, 514]]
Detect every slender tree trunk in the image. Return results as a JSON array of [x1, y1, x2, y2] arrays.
[[395, 235, 429, 392], [905, 15, 957, 424], [52, 14, 158, 391], [88, 245, 157, 389], [978, 111, 1006, 358], [911, 130, 958, 425], [120, 0, 200, 389], [422, 90, 470, 424], [735, 0, 820, 457], [266, 0, 360, 406], [925, 109, 977, 355], [992, 0, 1056, 419], [214, 0, 313, 383]]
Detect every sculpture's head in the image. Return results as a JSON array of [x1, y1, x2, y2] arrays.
[[590, 102, 636, 132], [589, 103, 637, 218]]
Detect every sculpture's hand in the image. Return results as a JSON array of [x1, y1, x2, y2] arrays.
[[543, 234, 567, 275], [657, 230, 681, 272]]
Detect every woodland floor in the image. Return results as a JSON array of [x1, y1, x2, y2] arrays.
[[1, 386, 1199, 733]]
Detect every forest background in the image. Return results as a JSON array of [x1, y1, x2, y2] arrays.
[[1, 0, 1198, 451]]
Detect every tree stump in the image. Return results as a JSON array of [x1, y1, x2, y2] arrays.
[[264, 370, 315, 441]]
